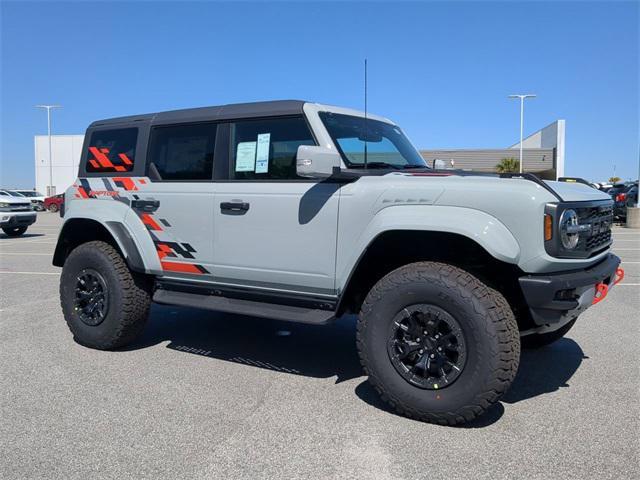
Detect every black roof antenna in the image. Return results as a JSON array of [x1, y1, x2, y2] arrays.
[[364, 58, 368, 170]]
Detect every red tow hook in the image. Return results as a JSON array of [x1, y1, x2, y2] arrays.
[[592, 267, 624, 305], [612, 267, 625, 286], [592, 283, 609, 305]]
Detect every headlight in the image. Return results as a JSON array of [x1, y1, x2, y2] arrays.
[[0, 202, 9, 210], [559, 209, 579, 249]]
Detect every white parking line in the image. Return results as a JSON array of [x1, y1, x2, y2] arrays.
[[0, 252, 52, 255], [0, 271, 59, 275], [0, 241, 57, 247], [0, 238, 54, 244]]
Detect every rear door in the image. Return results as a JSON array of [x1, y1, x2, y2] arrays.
[[212, 116, 340, 297], [140, 122, 219, 278]]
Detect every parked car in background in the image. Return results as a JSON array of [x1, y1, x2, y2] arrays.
[[596, 183, 613, 192], [0, 190, 37, 236], [44, 193, 64, 213], [608, 183, 634, 220], [611, 182, 638, 219], [10, 190, 46, 211]]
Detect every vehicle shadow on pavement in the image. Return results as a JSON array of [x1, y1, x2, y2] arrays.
[[125, 304, 364, 383], [355, 338, 587, 427], [502, 338, 587, 404], [126, 306, 586, 427]]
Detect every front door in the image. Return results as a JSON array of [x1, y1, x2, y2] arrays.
[[212, 116, 340, 296]]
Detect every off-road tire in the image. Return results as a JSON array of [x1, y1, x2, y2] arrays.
[[521, 318, 577, 349], [357, 261, 520, 426], [2, 226, 28, 237], [48, 204, 59, 213], [60, 240, 151, 350]]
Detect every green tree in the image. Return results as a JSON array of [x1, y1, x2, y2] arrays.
[[496, 157, 520, 173], [608, 176, 621, 184]]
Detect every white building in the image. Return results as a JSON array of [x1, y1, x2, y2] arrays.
[[34, 135, 84, 196]]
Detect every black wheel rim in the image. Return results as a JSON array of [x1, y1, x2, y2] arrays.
[[387, 304, 467, 390], [74, 269, 109, 326]]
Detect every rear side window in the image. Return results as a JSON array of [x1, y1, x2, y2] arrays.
[[148, 123, 217, 181], [85, 128, 137, 173], [229, 116, 315, 180]]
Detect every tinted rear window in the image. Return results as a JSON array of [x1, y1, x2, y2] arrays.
[[85, 128, 138, 173]]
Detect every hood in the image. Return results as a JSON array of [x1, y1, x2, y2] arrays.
[[0, 196, 31, 204], [544, 181, 610, 202]]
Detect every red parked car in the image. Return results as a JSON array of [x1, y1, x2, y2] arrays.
[[44, 193, 64, 213]]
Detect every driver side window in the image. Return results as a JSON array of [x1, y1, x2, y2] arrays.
[[228, 116, 315, 180]]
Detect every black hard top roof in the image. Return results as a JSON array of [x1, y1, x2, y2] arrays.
[[89, 100, 307, 127]]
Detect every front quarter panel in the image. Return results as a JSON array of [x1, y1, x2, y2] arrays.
[[336, 192, 521, 293]]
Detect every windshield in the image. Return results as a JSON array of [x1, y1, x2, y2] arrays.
[[319, 112, 427, 169], [17, 191, 40, 197], [6, 191, 25, 197]]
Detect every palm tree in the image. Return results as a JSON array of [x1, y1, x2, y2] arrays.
[[496, 157, 520, 173]]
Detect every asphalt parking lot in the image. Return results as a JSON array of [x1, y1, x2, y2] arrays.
[[1, 213, 638, 480]]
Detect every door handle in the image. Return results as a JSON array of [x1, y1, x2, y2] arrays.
[[220, 201, 250, 215], [131, 199, 160, 213]]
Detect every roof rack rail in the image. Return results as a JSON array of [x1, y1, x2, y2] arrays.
[[499, 172, 563, 201]]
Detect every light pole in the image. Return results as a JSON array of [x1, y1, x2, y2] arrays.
[[508, 94, 536, 173], [35, 104, 62, 196]]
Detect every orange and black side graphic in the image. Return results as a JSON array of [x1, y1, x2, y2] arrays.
[[72, 177, 210, 275], [135, 207, 210, 275], [87, 147, 134, 173]]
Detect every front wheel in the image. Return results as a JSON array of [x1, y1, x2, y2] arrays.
[[2, 226, 28, 237], [357, 262, 520, 425], [60, 240, 152, 350], [48, 204, 59, 213]]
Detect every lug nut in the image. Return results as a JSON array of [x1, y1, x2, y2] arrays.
[[430, 354, 435, 359], [438, 347, 442, 352], [419, 349, 424, 354], [416, 338, 421, 342]]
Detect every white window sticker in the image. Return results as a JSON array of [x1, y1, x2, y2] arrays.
[[255, 133, 270, 173], [235, 141, 256, 172]]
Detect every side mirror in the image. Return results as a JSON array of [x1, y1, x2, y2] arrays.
[[296, 145, 341, 178], [433, 159, 446, 169]]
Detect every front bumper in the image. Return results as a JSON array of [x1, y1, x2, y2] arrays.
[[519, 253, 621, 326], [0, 212, 37, 228]]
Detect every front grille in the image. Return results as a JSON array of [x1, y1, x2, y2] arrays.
[[9, 203, 32, 212], [576, 205, 613, 255]]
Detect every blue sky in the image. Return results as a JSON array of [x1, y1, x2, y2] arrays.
[[1, 0, 638, 187]]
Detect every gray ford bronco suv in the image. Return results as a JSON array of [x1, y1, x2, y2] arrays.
[[55, 100, 623, 425]]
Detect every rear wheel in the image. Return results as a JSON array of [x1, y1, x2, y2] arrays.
[[357, 262, 520, 425], [60, 240, 151, 350], [48, 204, 59, 213], [2, 226, 28, 237], [521, 319, 577, 349]]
